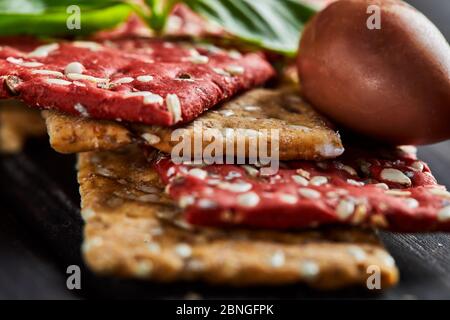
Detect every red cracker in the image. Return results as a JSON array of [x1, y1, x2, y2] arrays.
[[0, 39, 274, 126], [154, 145, 450, 232]]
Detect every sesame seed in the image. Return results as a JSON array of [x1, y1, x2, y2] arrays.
[[270, 251, 285, 268], [31, 70, 64, 77], [385, 189, 411, 197], [225, 65, 245, 75], [374, 183, 389, 190], [342, 165, 357, 176], [310, 176, 328, 186], [198, 199, 217, 209], [179, 195, 195, 208], [74, 103, 89, 117], [410, 161, 424, 172], [336, 199, 355, 220], [437, 206, 450, 222], [296, 169, 310, 179], [279, 194, 298, 204], [64, 62, 85, 75], [288, 125, 311, 132], [45, 78, 72, 86], [188, 168, 208, 180], [299, 261, 320, 279], [218, 181, 252, 193], [175, 243, 192, 258], [347, 179, 365, 186], [80, 208, 95, 221], [22, 61, 44, 68], [6, 57, 24, 65], [380, 168, 412, 186], [237, 192, 260, 207], [404, 198, 419, 209], [298, 188, 321, 199], [347, 246, 366, 262], [241, 165, 259, 177], [141, 133, 161, 145], [219, 109, 234, 117], [113, 77, 134, 84], [243, 105, 261, 112], [146, 243, 161, 253], [212, 68, 231, 76], [144, 94, 164, 105], [134, 261, 153, 277], [82, 237, 103, 253], [228, 50, 242, 59], [166, 94, 182, 123], [73, 41, 103, 51], [27, 43, 59, 57], [429, 188, 450, 199], [66, 73, 108, 83], [188, 55, 209, 64], [292, 175, 309, 186], [137, 75, 154, 82]]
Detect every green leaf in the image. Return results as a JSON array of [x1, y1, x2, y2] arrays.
[[144, 0, 179, 32], [184, 0, 317, 56], [0, 0, 134, 37]]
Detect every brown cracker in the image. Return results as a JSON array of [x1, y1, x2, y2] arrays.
[[78, 146, 398, 289], [0, 100, 46, 153], [48, 87, 344, 160]]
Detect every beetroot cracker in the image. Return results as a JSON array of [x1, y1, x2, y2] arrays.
[[0, 39, 274, 126], [78, 146, 398, 289], [154, 145, 450, 232]]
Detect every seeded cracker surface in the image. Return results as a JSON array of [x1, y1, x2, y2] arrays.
[[78, 146, 398, 289], [154, 145, 450, 232], [43, 86, 343, 160], [0, 39, 274, 126]]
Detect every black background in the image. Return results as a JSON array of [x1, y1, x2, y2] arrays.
[[1, 0, 450, 300]]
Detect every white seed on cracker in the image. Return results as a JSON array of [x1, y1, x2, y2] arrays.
[[141, 133, 161, 145], [437, 206, 450, 222], [175, 243, 192, 258], [225, 65, 245, 75], [404, 198, 419, 209], [241, 165, 259, 177], [347, 179, 365, 186], [410, 161, 424, 172], [347, 246, 366, 262], [81, 208, 95, 221], [67, 73, 108, 83], [28, 43, 59, 57], [380, 168, 412, 186], [147, 243, 161, 253], [292, 175, 309, 186], [310, 176, 328, 186], [137, 75, 154, 82], [32, 70, 64, 77], [429, 188, 450, 199], [374, 183, 389, 190], [336, 199, 355, 220], [213, 68, 231, 77], [218, 181, 252, 193], [45, 78, 72, 86], [166, 94, 182, 123], [385, 189, 411, 197], [74, 103, 89, 117], [299, 261, 320, 279], [113, 77, 134, 84], [188, 168, 208, 180], [65, 62, 85, 75], [237, 192, 260, 207], [134, 261, 153, 277], [270, 251, 285, 268], [198, 199, 217, 209], [188, 55, 209, 64], [298, 188, 321, 199], [279, 194, 298, 204], [73, 41, 103, 51]]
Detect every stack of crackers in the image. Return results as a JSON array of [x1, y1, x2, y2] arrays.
[[1, 6, 450, 291]]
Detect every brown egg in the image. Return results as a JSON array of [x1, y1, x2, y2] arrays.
[[297, 0, 450, 145]]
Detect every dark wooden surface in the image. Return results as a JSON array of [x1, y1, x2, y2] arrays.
[[0, 0, 450, 300]]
